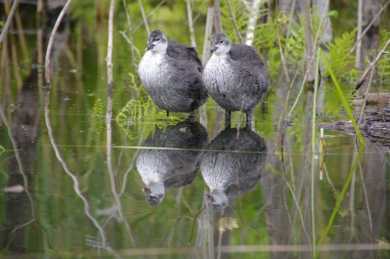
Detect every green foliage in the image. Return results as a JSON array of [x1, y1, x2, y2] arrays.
[[326, 65, 365, 146], [321, 31, 357, 117], [220, 0, 248, 43], [115, 74, 184, 140], [70, 0, 98, 26], [284, 23, 306, 66], [378, 30, 390, 86], [254, 15, 288, 78], [91, 98, 105, 136], [323, 30, 357, 80], [0, 145, 5, 156]]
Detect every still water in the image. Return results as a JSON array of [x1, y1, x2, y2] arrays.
[[1, 4, 390, 259]]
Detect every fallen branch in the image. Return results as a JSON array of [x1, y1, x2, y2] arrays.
[[44, 0, 72, 84]]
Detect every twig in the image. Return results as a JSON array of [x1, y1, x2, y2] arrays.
[[308, 49, 321, 253], [106, 0, 136, 244], [132, 0, 167, 33], [121, 0, 140, 68], [0, 0, 19, 43], [226, 0, 243, 42], [245, 0, 262, 46], [43, 92, 108, 248], [355, 0, 363, 70], [357, 68, 375, 123], [200, 0, 216, 127], [356, 38, 390, 89], [44, 0, 72, 84], [350, 0, 390, 54], [0, 104, 36, 233], [303, 0, 315, 82], [138, 0, 150, 34], [185, 0, 197, 48], [214, 0, 222, 33]]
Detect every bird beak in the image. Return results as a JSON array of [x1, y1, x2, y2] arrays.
[[146, 42, 154, 50], [211, 46, 217, 53]]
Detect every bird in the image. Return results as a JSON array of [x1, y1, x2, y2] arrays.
[[200, 127, 267, 211], [136, 120, 208, 206], [203, 33, 268, 128], [138, 29, 207, 114]]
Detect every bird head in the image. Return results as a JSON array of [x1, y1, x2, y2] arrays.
[[207, 189, 229, 210], [147, 29, 168, 53], [143, 181, 165, 206], [211, 33, 231, 56]]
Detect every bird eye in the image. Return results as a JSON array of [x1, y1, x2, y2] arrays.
[[219, 40, 224, 44]]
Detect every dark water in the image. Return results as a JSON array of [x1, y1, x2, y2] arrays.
[[1, 4, 390, 259]]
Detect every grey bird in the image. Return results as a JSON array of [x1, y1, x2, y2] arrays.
[[138, 30, 207, 114], [136, 120, 208, 206], [203, 33, 268, 128], [200, 127, 267, 210]]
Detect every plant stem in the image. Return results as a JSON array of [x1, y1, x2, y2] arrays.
[[44, 0, 72, 84], [0, 0, 19, 43]]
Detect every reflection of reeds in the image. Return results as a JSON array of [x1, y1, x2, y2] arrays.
[[0, 105, 36, 233], [44, 90, 108, 247], [44, 0, 72, 84], [105, 0, 136, 245], [0, 0, 19, 43]]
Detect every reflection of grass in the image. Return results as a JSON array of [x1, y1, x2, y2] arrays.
[[0, 145, 5, 156], [318, 144, 365, 244], [116, 71, 185, 140], [115, 97, 184, 140]]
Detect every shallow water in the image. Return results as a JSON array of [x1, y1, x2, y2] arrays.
[[1, 4, 390, 259]]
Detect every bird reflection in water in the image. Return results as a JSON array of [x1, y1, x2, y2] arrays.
[[136, 120, 208, 206], [201, 127, 267, 211]]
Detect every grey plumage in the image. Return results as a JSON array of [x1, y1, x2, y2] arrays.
[[200, 127, 267, 210], [136, 120, 208, 206], [203, 33, 268, 127], [138, 30, 207, 113]]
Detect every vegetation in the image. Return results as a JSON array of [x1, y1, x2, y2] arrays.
[[0, 0, 389, 258]]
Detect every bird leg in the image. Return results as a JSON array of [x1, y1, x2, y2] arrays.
[[246, 110, 254, 129], [225, 110, 232, 128], [166, 110, 170, 117]]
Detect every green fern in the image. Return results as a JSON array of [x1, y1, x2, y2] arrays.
[[116, 72, 184, 140], [323, 30, 357, 80], [86, 98, 106, 145]]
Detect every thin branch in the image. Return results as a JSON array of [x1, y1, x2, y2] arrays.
[[43, 91, 107, 247], [356, 38, 390, 89], [106, 0, 136, 244], [245, 0, 262, 46], [351, 0, 390, 54], [226, 0, 243, 42], [0, 104, 36, 233], [44, 0, 72, 84], [0, 0, 19, 43], [214, 0, 222, 33], [132, 0, 167, 33], [185, 0, 197, 48], [106, 0, 115, 178], [138, 0, 150, 34], [355, 0, 363, 70]]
